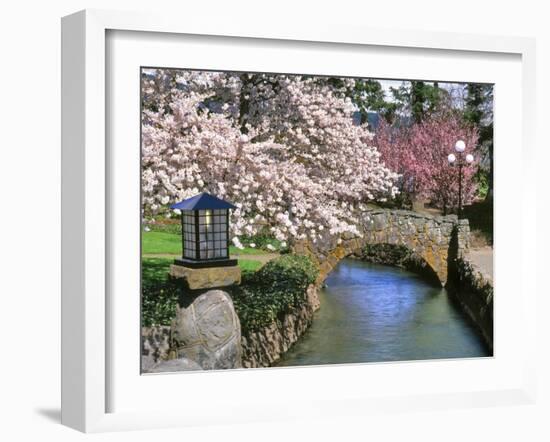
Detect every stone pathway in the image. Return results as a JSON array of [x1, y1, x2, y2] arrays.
[[465, 247, 493, 283], [230, 253, 279, 264]]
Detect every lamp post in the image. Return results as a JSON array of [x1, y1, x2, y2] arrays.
[[447, 140, 474, 219]]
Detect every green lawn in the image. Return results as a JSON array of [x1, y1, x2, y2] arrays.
[[237, 259, 264, 272], [142, 230, 269, 256], [142, 231, 183, 255]]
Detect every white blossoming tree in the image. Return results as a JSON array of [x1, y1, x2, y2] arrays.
[[141, 70, 398, 243]]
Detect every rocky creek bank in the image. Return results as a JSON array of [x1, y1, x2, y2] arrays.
[[359, 242, 493, 352], [450, 256, 493, 351], [240, 284, 319, 368]]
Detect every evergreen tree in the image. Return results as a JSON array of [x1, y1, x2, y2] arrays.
[[464, 84, 494, 200], [354, 79, 387, 123], [326, 78, 388, 125], [387, 80, 444, 124]]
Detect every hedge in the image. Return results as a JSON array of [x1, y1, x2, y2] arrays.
[[230, 254, 319, 332], [141, 254, 319, 332]]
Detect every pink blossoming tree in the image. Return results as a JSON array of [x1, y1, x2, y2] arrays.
[[141, 70, 399, 243], [375, 113, 479, 214]]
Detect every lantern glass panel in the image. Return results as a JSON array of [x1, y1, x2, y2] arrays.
[[193, 209, 229, 260], [181, 210, 197, 259]]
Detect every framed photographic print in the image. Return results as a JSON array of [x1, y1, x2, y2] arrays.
[[61, 9, 537, 433], [139, 65, 494, 374]]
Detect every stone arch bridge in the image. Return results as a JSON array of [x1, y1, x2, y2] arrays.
[[292, 209, 470, 287]]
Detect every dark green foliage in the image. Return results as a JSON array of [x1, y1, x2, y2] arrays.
[[336, 78, 388, 125], [390, 80, 444, 124], [474, 170, 489, 200], [410, 81, 428, 123], [464, 84, 494, 200], [328, 77, 448, 127], [140, 255, 316, 331], [142, 257, 172, 282], [327, 77, 404, 126], [141, 258, 180, 327], [141, 257, 261, 327], [230, 255, 319, 332], [463, 200, 493, 246], [358, 80, 388, 120]]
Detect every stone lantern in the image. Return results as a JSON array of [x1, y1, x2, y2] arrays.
[[169, 192, 241, 290]]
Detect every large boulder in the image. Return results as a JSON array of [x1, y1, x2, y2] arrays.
[[172, 290, 242, 370]]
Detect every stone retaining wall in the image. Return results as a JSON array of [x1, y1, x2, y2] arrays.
[[451, 257, 494, 351], [240, 285, 320, 368]]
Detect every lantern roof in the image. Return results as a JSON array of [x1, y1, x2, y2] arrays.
[[170, 192, 237, 211]]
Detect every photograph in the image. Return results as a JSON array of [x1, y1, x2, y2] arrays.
[[140, 68, 494, 373]]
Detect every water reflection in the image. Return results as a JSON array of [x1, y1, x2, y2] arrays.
[[276, 258, 490, 367]]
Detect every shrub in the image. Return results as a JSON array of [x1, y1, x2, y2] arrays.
[[230, 254, 319, 332], [255, 254, 318, 294], [141, 279, 180, 327], [140, 254, 319, 333]]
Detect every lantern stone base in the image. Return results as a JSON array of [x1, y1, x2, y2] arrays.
[[169, 263, 241, 290]]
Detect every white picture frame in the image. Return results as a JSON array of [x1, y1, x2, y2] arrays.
[[61, 9, 537, 433]]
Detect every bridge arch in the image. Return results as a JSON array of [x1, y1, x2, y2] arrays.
[[292, 209, 470, 287]]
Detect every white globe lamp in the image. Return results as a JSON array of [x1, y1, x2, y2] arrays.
[[447, 153, 456, 164], [455, 140, 466, 153], [465, 154, 474, 164]]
